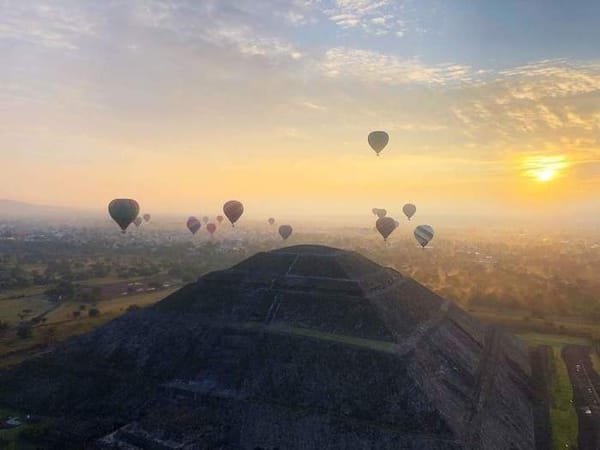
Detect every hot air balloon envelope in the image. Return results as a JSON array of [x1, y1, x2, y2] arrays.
[[134, 217, 143, 227], [376, 217, 396, 241], [202, 216, 209, 224], [403, 203, 416, 220], [368, 131, 389, 155], [187, 217, 201, 235], [414, 225, 434, 248], [279, 225, 293, 240], [223, 200, 244, 226], [216, 215, 224, 224], [375, 208, 387, 219], [143, 214, 151, 222], [268, 217, 275, 225], [207, 223, 217, 235], [108, 199, 140, 232]]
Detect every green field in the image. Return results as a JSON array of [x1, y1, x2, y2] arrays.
[[78, 275, 149, 287], [518, 333, 579, 450], [45, 288, 177, 323], [518, 332, 591, 348], [0, 296, 55, 324], [0, 287, 178, 369], [0, 287, 46, 301]]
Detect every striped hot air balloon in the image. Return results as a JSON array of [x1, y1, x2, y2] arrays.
[[414, 225, 434, 248]]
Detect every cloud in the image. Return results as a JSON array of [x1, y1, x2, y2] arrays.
[[496, 60, 600, 100], [0, 1, 96, 50], [323, 0, 406, 36], [319, 47, 473, 84]]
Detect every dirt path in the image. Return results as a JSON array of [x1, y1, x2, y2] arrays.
[[562, 345, 600, 450]]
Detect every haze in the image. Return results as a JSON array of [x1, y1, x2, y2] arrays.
[[2, 0, 600, 225]]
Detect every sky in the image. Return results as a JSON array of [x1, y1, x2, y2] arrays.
[[2, 0, 600, 223]]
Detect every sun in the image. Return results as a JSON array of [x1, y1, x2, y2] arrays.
[[522, 155, 568, 183], [533, 168, 556, 182]]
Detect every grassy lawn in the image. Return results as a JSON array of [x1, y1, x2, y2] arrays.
[[78, 275, 149, 287], [518, 332, 591, 348], [0, 296, 55, 324], [0, 287, 46, 301], [44, 288, 177, 323], [519, 333, 579, 450], [0, 288, 177, 369], [549, 346, 578, 450], [475, 309, 600, 343]]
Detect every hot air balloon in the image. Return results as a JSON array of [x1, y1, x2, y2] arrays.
[[202, 216, 209, 224], [394, 220, 400, 228], [206, 223, 217, 236], [278, 225, 292, 240], [223, 200, 244, 226], [108, 199, 140, 233], [375, 208, 387, 219], [414, 225, 434, 248], [368, 131, 389, 156], [186, 217, 201, 235], [268, 217, 275, 225], [371, 208, 378, 216], [216, 215, 224, 224], [134, 217, 143, 227], [376, 217, 396, 241], [402, 203, 416, 221], [143, 213, 151, 222]]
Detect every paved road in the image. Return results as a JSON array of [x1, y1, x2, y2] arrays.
[[562, 345, 600, 450]]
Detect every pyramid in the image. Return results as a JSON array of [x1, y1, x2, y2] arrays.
[[0, 245, 536, 449]]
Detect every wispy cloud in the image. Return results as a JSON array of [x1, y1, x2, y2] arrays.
[[319, 47, 473, 84], [323, 0, 407, 37], [0, 1, 96, 50]]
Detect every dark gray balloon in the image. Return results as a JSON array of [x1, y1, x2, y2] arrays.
[[368, 131, 389, 156], [376, 217, 396, 241], [279, 225, 293, 240], [403, 203, 416, 220]]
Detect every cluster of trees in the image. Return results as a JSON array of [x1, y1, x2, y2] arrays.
[[44, 280, 102, 303]]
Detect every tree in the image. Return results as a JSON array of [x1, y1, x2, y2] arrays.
[[88, 308, 100, 317], [45, 279, 75, 302], [0, 320, 9, 337], [42, 327, 57, 346], [16, 322, 32, 339]]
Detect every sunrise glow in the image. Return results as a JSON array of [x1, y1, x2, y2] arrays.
[[523, 156, 569, 183]]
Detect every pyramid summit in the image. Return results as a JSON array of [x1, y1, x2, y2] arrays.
[[0, 245, 536, 449]]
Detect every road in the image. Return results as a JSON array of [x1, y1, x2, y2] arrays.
[[562, 345, 600, 450]]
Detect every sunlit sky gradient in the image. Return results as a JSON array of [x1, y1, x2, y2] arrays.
[[2, 1, 600, 223]]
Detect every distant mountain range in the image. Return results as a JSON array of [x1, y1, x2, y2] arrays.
[[0, 199, 94, 217]]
